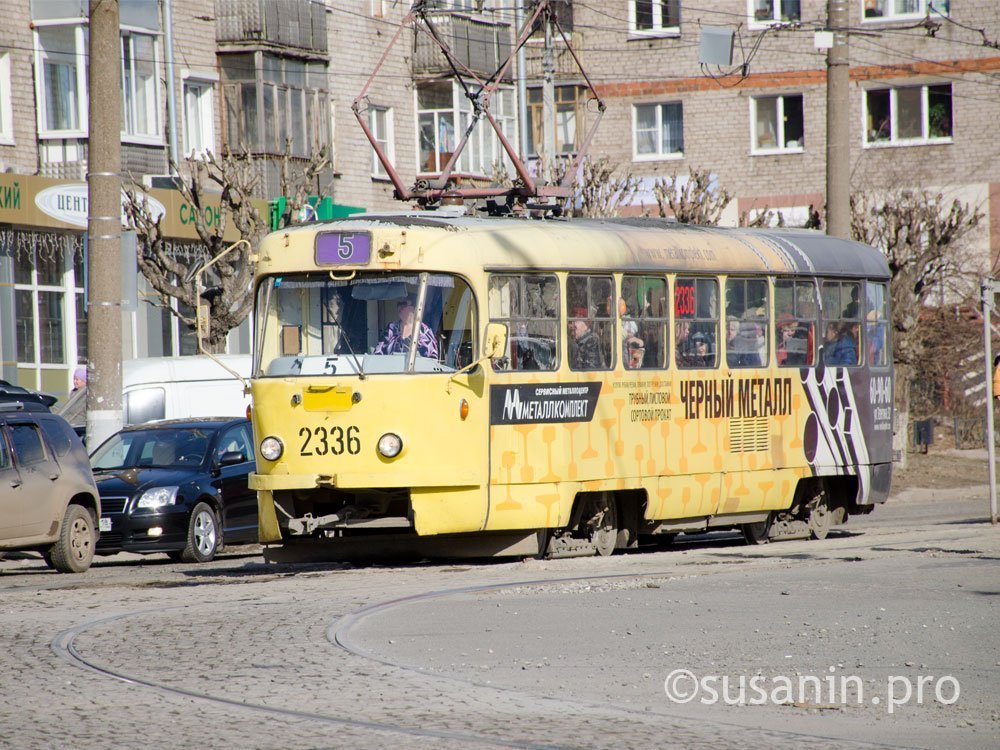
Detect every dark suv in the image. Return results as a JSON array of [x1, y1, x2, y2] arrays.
[[0, 399, 101, 573]]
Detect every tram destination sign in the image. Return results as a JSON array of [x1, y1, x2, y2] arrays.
[[315, 232, 371, 265], [490, 383, 601, 425]]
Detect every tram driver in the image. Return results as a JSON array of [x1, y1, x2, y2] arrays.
[[374, 297, 439, 359]]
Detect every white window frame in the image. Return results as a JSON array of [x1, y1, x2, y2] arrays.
[[181, 71, 217, 159], [0, 52, 13, 145], [13, 243, 82, 390], [632, 102, 684, 161], [369, 106, 394, 179], [748, 0, 802, 28], [120, 28, 162, 144], [628, 1, 681, 39], [749, 93, 805, 154], [862, 83, 953, 147], [862, 0, 949, 23], [33, 21, 88, 139], [415, 81, 516, 177]]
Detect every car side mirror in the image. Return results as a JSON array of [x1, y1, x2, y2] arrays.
[[218, 450, 246, 467]]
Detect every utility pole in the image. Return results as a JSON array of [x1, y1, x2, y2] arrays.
[[86, 0, 123, 450], [541, 3, 555, 182], [825, 0, 850, 238], [515, 0, 528, 161]]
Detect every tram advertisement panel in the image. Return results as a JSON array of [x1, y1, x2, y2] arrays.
[[490, 383, 601, 425]]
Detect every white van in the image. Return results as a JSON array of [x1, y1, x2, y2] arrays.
[[123, 355, 251, 425]]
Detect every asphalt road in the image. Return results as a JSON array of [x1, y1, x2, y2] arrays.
[[1, 489, 997, 750]]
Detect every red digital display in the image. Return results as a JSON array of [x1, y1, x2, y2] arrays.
[[675, 282, 695, 318]]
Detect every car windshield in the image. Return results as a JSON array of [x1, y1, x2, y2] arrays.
[[254, 270, 477, 377], [91, 428, 215, 470]]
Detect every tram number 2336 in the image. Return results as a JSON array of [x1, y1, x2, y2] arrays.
[[299, 425, 361, 456]]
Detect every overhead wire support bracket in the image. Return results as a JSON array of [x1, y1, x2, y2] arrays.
[[351, 0, 605, 207]]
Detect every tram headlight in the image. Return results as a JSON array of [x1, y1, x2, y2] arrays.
[[377, 433, 403, 458], [260, 436, 284, 461]]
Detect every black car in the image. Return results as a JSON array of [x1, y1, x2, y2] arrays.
[[90, 418, 257, 562]]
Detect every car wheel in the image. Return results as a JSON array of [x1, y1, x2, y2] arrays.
[[179, 502, 219, 563], [49, 505, 96, 573]]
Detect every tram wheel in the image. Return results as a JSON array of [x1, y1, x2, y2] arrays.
[[808, 501, 832, 540], [580, 492, 618, 556], [742, 513, 772, 545]]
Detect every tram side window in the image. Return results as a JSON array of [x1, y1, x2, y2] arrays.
[[725, 278, 769, 368], [821, 280, 863, 366], [774, 279, 817, 367], [621, 275, 668, 369], [675, 277, 719, 369], [866, 281, 890, 368], [567, 274, 614, 371], [488, 274, 560, 371]]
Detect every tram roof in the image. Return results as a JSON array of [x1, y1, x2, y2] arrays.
[[276, 214, 890, 279]]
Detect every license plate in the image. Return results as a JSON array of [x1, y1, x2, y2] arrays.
[[99, 517, 112, 532]]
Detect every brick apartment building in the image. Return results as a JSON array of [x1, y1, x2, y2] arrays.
[[0, 0, 997, 400]]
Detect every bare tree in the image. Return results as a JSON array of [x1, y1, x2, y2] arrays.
[[123, 146, 333, 352], [851, 188, 983, 457], [561, 155, 640, 218], [653, 167, 732, 225]]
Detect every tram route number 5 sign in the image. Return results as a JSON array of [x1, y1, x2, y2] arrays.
[[316, 232, 372, 265]]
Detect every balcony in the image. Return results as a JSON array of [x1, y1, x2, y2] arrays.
[[413, 13, 513, 81], [522, 32, 585, 81], [216, 0, 328, 54]]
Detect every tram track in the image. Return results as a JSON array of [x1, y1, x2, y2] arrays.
[[45, 548, 953, 750]]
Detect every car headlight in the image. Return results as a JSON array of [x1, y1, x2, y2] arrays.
[[260, 436, 283, 461], [136, 486, 179, 510], [377, 433, 403, 458]]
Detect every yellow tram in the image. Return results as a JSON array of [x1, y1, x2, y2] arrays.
[[247, 215, 893, 559]]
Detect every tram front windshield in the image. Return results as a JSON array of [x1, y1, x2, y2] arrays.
[[254, 272, 476, 377]]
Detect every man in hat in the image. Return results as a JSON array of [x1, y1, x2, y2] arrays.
[[374, 297, 439, 359]]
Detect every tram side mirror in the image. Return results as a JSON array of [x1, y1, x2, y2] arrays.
[[483, 323, 508, 360]]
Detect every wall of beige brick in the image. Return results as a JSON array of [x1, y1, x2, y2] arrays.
[[570, 0, 1000, 235], [0, 1, 39, 175]]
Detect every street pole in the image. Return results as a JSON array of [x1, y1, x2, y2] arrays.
[[86, 0, 123, 450], [515, 0, 528, 161], [825, 0, 850, 238], [541, 5, 555, 182], [983, 281, 999, 526]]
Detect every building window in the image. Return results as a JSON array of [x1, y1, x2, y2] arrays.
[[749, 0, 801, 24], [633, 102, 683, 159], [629, 1, 681, 36], [863, 0, 949, 22], [417, 81, 515, 175], [864, 84, 952, 146], [751, 94, 804, 153], [527, 85, 584, 157], [0, 52, 13, 144], [121, 31, 160, 141], [35, 24, 88, 136], [183, 77, 215, 158], [14, 239, 85, 394], [370, 106, 393, 178], [221, 53, 329, 157]]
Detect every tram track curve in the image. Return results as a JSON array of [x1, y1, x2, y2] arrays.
[[45, 551, 949, 750]]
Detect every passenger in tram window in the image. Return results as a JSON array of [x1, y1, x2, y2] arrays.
[[824, 323, 858, 366], [843, 285, 861, 319], [625, 337, 645, 369], [688, 332, 713, 367], [728, 319, 762, 368], [569, 308, 605, 370], [777, 314, 808, 366], [374, 298, 439, 359]]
